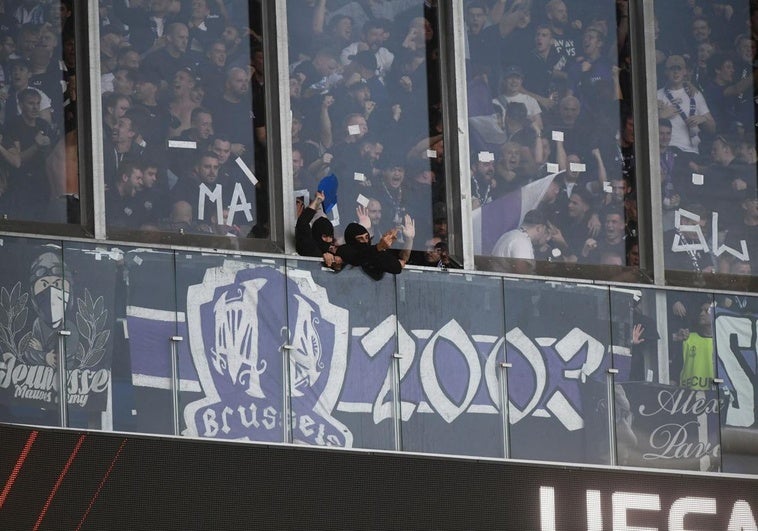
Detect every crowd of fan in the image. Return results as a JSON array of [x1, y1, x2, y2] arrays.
[[99, 0, 266, 237], [52, 0, 758, 276], [288, 0, 651, 272], [465, 0, 638, 270], [98, 0, 451, 264], [288, 0, 452, 269], [0, 0, 77, 222], [655, 0, 757, 277], [464, 0, 756, 276]]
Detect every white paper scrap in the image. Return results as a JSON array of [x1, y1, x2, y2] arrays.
[[236, 157, 259, 185], [168, 140, 197, 149]]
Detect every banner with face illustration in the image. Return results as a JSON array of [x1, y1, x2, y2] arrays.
[[0, 239, 116, 414]]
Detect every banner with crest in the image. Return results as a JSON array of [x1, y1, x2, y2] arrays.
[[124, 257, 638, 464]]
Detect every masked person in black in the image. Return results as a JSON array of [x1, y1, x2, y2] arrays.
[[295, 191, 342, 270], [338, 214, 415, 280]]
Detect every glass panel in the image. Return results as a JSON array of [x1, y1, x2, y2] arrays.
[[111, 246, 177, 435], [286, 259, 392, 450], [397, 270, 505, 457], [611, 288, 721, 472], [287, 1, 450, 260], [101, 1, 268, 240], [655, 1, 757, 285], [504, 279, 611, 464], [60, 243, 121, 431], [610, 287, 661, 384], [175, 252, 285, 443], [715, 291, 758, 474], [0, 237, 64, 427], [466, 0, 642, 278], [0, 2, 80, 224]]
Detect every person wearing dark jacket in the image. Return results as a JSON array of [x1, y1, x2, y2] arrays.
[[338, 214, 415, 280], [295, 191, 342, 270]]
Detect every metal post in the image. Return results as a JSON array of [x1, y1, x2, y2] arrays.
[[282, 344, 294, 444], [607, 368, 619, 466], [391, 353, 403, 452], [655, 291, 670, 384], [271, 0, 295, 253], [499, 362, 512, 459], [441, 0, 474, 269], [57, 330, 71, 427], [637, 0, 666, 283], [170, 336, 183, 436], [86, 0, 106, 239]]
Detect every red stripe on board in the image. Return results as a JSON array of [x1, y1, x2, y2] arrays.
[[32, 434, 87, 531], [0, 430, 39, 509], [74, 438, 128, 531]]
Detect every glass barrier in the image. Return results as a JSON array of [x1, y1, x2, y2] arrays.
[[287, 0, 450, 262], [60, 242, 121, 431], [0, 236, 65, 427], [100, 1, 268, 241], [174, 252, 286, 443], [0, 1, 80, 224], [654, 0, 757, 285], [0, 235, 755, 475], [465, 0, 641, 279], [504, 278, 612, 464], [611, 288, 721, 472], [715, 291, 758, 474], [285, 259, 393, 450], [396, 270, 506, 457], [118, 246, 177, 435]]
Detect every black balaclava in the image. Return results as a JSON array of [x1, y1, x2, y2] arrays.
[[311, 217, 334, 253], [338, 222, 374, 267], [344, 222, 369, 245]]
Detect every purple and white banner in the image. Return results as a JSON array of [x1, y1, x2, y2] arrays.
[[121, 261, 758, 471], [715, 305, 758, 429], [125, 258, 633, 462]]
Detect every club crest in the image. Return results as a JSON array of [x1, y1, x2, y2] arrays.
[[183, 261, 352, 447]]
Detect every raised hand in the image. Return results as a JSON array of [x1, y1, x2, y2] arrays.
[[356, 204, 371, 229], [632, 323, 645, 345], [402, 214, 415, 240]]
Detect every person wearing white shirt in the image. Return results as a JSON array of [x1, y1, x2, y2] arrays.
[[492, 209, 550, 273], [340, 19, 394, 80], [496, 65, 543, 131], [656, 55, 715, 155]]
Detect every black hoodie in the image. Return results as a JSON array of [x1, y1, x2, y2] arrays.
[[295, 207, 334, 257], [338, 222, 402, 280]]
